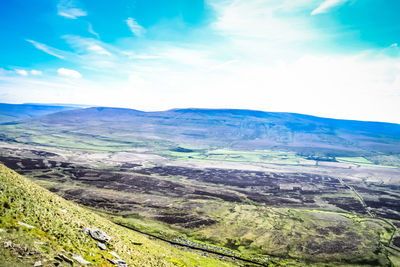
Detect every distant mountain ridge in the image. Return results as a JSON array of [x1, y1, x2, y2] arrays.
[[0, 103, 78, 123], [2, 106, 398, 157]]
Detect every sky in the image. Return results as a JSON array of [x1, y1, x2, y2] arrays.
[[0, 0, 400, 123]]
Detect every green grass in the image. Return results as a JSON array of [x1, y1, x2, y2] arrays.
[[0, 164, 235, 266], [336, 157, 375, 165], [2, 122, 399, 168], [336, 156, 398, 168], [107, 197, 394, 266], [189, 203, 392, 265], [160, 147, 313, 165]]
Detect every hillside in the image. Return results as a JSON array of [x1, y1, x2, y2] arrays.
[[0, 103, 78, 124], [1, 107, 400, 162], [0, 105, 400, 266], [0, 164, 234, 266]]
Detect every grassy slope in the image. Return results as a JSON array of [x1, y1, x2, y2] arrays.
[[0, 164, 234, 267], [3, 106, 400, 156], [1, 106, 400, 167]]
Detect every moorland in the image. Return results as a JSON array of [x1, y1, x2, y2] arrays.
[[0, 103, 400, 266]]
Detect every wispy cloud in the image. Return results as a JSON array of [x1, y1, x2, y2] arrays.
[[87, 44, 111, 56], [209, 0, 316, 47], [62, 35, 112, 56], [126, 17, 145, 37], [27, 39, 65, 59], [57, 0, 87, 19], [57, 68, 82, 78], [88, 23, 100, 39], [122, 52, 160, 60], [311, 0, 349, 15]]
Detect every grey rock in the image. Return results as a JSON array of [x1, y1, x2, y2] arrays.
[[18, 221, 35, 228], [3, 241, 12, 248], [58, 254, 73, 264], [97, 242, 107, 250], [130, 240, 142, 245], [108, 251, 128, 266], [109, 251, 120, 259], [107, 258, 128, 267], [83, 228, 111, 243], [72, 254, 92, 265], [33, 261, 42, 267]]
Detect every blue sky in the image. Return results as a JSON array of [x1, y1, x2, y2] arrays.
[[0, 0, 400, 123]]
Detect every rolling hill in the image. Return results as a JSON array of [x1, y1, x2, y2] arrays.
[[0, 103, 78, 123], [1, 106, 400, 159]]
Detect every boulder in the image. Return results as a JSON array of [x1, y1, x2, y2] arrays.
[[83, 228, 111, 243], [72, 254, 92, 265], [97, 242, 107, 250]]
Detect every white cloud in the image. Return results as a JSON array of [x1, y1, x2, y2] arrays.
[[311, 0, 349, 15], [15, 69, 43, 76], [57, 68, 82, 78], [208, 0, 319, 62], [27, 39, 65, 59], [30, 70, 43, 76], [57, 0, 87, 19], [126, 17, 145, 37], [15, 69, 28, 76], [2, 51, 400, 123]]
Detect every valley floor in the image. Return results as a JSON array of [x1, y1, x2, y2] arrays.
[[1, 142, 400, 266]]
